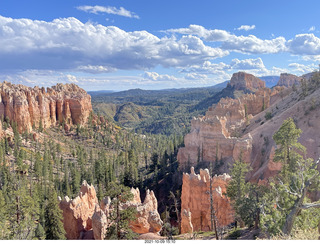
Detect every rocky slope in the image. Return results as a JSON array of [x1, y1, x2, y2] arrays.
[[59, 181, 163, 240], [178, 71, 320, 200], [0, 81, 92, 132], [180, 167, 234, 233], [177, 80, 280, 172]]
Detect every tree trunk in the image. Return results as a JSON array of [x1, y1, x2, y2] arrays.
[[282, 186, 307, 235], [210, 175, 219, 240], [116, 196, 120, 239]]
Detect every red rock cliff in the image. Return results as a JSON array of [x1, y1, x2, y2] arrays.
[[180, 167, 234, 233], [277, 73, 302, 87], [0, 81, 92, 132], [229, 72, 265, 91], [177, 88, 272, 171]]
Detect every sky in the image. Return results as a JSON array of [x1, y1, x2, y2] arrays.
[[0, 0, 320, 91]]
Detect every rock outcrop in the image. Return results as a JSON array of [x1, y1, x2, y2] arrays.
[[0, 81, 92, 132], [277, 73, 302, 87], [177, 87, 272, 171], [180, 167, 234, 233], [59, 182, 162, 239], [120, 188, 163, 234], [181, 209, 193, 234], [92, 204, 108, 240], [59, 181, 99, 240], [229, 72, 265, 91]]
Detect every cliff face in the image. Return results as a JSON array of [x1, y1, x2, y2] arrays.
[[59, 181, 163, 240], [0, 81, 92, 132], [277, 73, 302, 87], [177, 87, 272, 172], [180, 167, 234, 233], [229, 72, 265, 91]]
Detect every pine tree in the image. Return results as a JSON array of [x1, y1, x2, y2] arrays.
[[105, 182, 137, 240], [44, 188, 66, 240], [262, 118, 320, 236], [0, 190, 10, 239], [34, 223, 46, 240]]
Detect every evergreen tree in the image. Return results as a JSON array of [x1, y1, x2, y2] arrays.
[[227, 160, 266, 228], [0, 190, 10, 239], [44, 188, 66, 240], [105, 182, 138, 240], [34, 223, 46, 240], [261, 118, 320, 236]]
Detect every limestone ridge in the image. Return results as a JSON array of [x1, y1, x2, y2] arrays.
[[180, 167, 234, 233], [59, 181, 163, 240], [0, 81, 92, 132]]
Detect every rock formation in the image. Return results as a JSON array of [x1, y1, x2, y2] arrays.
[[181, 209, 193, 234], [59, 182, 162, 239], [180, 167, 234, 233], [277, 73, 302, 87], [229, 72, 265, 91], [0, 81, 92, 132], [92, 204, 108, 240], [59, 180, 99, 240], [177, 87, 272, 171], [119, 188, 163, 234]]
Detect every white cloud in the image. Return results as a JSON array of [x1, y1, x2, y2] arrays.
[[287, 33, 320, 55], [230, 58, 265, 70], [143, 71, 177, 81], [65, 74, 79, 83], [237, 25, 256, 31], [288, 63, 317, 74], [166, 24, 287, 54], [180, 61, 230, 74], [308, 26, 316, 32], [184, 73, 208, 80], [76, 5, 139, 19], [77, 65, 117, 74], [166, 24, 230, 42], [222, 35, 287, 54], [0, 16, 227, 73]]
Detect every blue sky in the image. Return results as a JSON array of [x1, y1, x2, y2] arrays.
[[0, 0, 320, 91]]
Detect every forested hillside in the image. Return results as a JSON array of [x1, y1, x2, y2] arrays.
[[0, 112, 183, 239]]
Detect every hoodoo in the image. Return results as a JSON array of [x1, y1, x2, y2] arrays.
[[0, 81, 92, 132]]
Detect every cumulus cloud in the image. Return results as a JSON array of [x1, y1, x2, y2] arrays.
[[143, 71, 177, 81], [77, 65, 117, 74], [288, 63, 318, 74], [76, 5, 139, 19], [180, 61, 230, 74], [0, 15, 227, 73], [166, 24, 287, 54], [237, 25, 256, 31], [184, 73, 207, 80], [287, 33, 320, 55], [230, 57, 265, 70], [222, 35, 287, 54], [166, 24, 230, 42]]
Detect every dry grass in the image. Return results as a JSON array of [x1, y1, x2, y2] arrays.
[[269, 228, 319, 240]]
